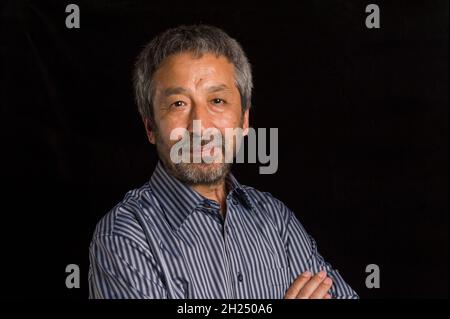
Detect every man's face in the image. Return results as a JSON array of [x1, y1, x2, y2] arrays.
[[145, 52, 249, 185]]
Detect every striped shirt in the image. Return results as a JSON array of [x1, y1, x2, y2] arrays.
[[89, 162, 358, 299]]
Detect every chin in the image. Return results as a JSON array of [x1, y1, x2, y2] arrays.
[[174, 162, 230, 185]]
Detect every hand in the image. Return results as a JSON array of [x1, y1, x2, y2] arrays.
[[284, 270, 333, 299]]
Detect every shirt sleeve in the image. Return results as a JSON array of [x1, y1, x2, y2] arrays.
[[88, 234, 168, 299], [282, 209, 359, 299]]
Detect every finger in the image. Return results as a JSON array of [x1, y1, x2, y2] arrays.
[[324, 293, 332, 299], [284, 271, 312, 299], [296, 270, 327, 299], [309, 277, 333, 299]]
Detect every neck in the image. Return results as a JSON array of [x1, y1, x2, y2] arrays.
[[191, 179, 228, 217]]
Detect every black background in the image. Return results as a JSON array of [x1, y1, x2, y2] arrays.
[[1, 0, 448, 299]]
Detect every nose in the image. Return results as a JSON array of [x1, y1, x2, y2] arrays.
[[186, 101, 214, 134]]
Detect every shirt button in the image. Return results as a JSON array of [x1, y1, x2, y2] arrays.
[[232, 198, 239, 205], [237, 272, 243, 282]]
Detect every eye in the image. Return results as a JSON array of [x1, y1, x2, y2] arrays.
[[211, 98, 226, 105], [171, 101, 186, 108]]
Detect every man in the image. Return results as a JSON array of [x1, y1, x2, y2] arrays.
[[88, 24, 358, 299]]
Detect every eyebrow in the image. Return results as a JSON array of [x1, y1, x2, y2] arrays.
[[163, 87, 189, 97], [206, 84, 232, 93]]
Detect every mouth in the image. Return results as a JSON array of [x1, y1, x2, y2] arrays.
[[190, 145, 222, 159]]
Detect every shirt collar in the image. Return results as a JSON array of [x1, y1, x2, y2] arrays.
[[149, 161, 254, 231]]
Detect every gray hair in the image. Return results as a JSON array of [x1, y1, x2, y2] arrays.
[[133, 24, 253, 125]]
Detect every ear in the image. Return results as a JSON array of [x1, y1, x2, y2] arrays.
[[143, 118, 156, 144], [242, 109, 250, 136]]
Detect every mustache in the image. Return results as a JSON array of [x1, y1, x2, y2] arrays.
[[175, 132, 225, 149]]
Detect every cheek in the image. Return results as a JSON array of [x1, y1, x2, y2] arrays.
[[215, 107, 243, 129], [218, 113, 245, 149], [155, 117, 188, 145]]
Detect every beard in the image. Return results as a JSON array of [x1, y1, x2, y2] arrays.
[[155, 130, 232, 186]]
